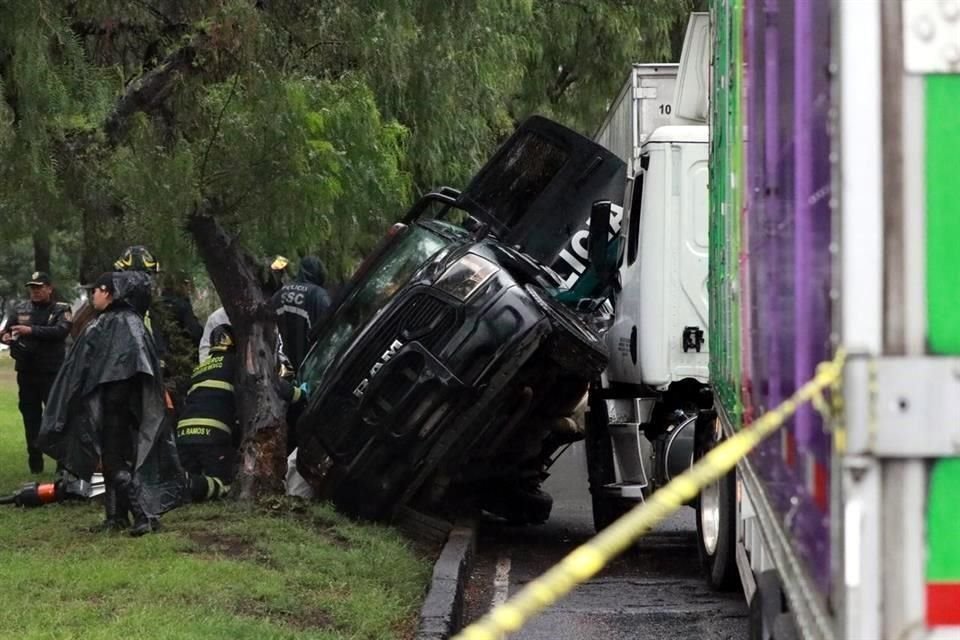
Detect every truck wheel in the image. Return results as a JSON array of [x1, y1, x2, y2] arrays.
[[585, 391, 626, 532], [526, 285, 607, 375], [694, 412, 739, 590]]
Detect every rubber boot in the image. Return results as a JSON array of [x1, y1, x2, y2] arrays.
[[89, 475, 130, 532], [113, 471, 135, 531], [28, 453, 44, 474], [126, 476, 159, 537]]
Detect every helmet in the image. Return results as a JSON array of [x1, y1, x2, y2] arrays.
[[260, 255, 289, 295], [209, 324, 235, 352], [270, 255, 290, 272], [114, 245, 159, 273]]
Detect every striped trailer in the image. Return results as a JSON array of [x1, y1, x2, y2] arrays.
[[701, 0, 960, 638]]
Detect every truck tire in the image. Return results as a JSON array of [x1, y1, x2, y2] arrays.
[[694, 412, 739, 590], [526, 285, 608, 375], [585, 390, 627, 532]]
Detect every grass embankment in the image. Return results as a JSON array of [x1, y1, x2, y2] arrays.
[[0, 354, 431, 639]]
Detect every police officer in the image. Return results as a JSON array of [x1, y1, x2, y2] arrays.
[[0, 272, 71, 473], [177, 324, 304, 501], [271, 256, 331, 370]]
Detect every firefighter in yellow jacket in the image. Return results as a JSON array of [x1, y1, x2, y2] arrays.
[[176, 324, 304, 501], [176, 324, 241, 501]]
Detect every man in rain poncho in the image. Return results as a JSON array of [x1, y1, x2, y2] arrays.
[[37, 271, 184, 536]]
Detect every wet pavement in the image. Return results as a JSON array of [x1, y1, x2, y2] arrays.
[[462, 441, 749, 639]]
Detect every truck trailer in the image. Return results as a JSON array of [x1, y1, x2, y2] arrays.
[[701, 1, 960, 638]]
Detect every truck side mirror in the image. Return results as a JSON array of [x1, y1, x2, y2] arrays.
[[588, 200, 614, 285]]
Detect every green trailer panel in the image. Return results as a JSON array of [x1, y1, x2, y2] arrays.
[[708, 0, 743, 422], [925, 74, 960, 627], [926, 75, 960, 355]]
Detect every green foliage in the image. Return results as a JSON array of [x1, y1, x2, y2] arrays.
[[515, 0, 695, 132], [0, 0, 692, 296], [0, 0, 113, 237], [0, 234, 81, 315]]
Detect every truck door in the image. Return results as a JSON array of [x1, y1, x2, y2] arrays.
[[454, 116, 626, 267], [603, 154, 654, 388], [604, 135, 709, 389]]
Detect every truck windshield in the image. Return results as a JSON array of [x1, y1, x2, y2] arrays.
[[298, 224, 452, 390]]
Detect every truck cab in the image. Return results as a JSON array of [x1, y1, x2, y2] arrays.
[[295, 116, 626, 523], [586, 13, 711, 530]]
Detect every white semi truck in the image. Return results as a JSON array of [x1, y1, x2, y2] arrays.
[[585, 13, 712, 531]]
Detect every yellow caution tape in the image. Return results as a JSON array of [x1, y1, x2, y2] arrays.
[[455, 350, 846, 640]]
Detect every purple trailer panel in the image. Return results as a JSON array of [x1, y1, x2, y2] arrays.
[[743, 0, 834, 595]]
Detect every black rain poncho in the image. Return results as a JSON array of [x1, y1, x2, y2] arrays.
[[37, 271, 184, 514]]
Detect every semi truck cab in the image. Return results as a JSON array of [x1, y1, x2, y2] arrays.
[[586, 13, 711, 531]]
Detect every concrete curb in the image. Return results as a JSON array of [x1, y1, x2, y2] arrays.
[[415, 522, 477, 640]]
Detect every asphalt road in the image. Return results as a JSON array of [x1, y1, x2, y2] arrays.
[[462, 441, 749, 639]]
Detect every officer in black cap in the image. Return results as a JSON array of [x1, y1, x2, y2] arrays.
[[0, 271, 72, 473]]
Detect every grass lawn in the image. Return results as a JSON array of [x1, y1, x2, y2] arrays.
[[0, 353, 432, 639]]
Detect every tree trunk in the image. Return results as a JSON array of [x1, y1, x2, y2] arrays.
[[187, 206, 287, 499], [32, 230, 51, 275]]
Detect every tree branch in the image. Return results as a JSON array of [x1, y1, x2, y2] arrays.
[[103, 38, 200, 145], [300, 40, 344, 58], [198, 71, 241, 186], [0, 52, 19, 127], [70, 19, 150, 37], [134, 0, 178, 27], [548, 65, 578, 103]]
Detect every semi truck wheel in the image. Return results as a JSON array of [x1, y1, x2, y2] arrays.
[[694, 412, 739, 590]]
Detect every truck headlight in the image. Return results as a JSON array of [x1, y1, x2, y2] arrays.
[[434, 254, 499, 301]]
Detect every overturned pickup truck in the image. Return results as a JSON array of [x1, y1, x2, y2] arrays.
[[295, 116, 625, 523]]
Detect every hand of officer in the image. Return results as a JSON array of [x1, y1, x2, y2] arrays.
[[10, 325, 32, 336], [0, 331, 10, 344]]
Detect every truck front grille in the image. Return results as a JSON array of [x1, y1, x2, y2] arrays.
[[339, 292, 458, 394], [315, 292, 460, 459]]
